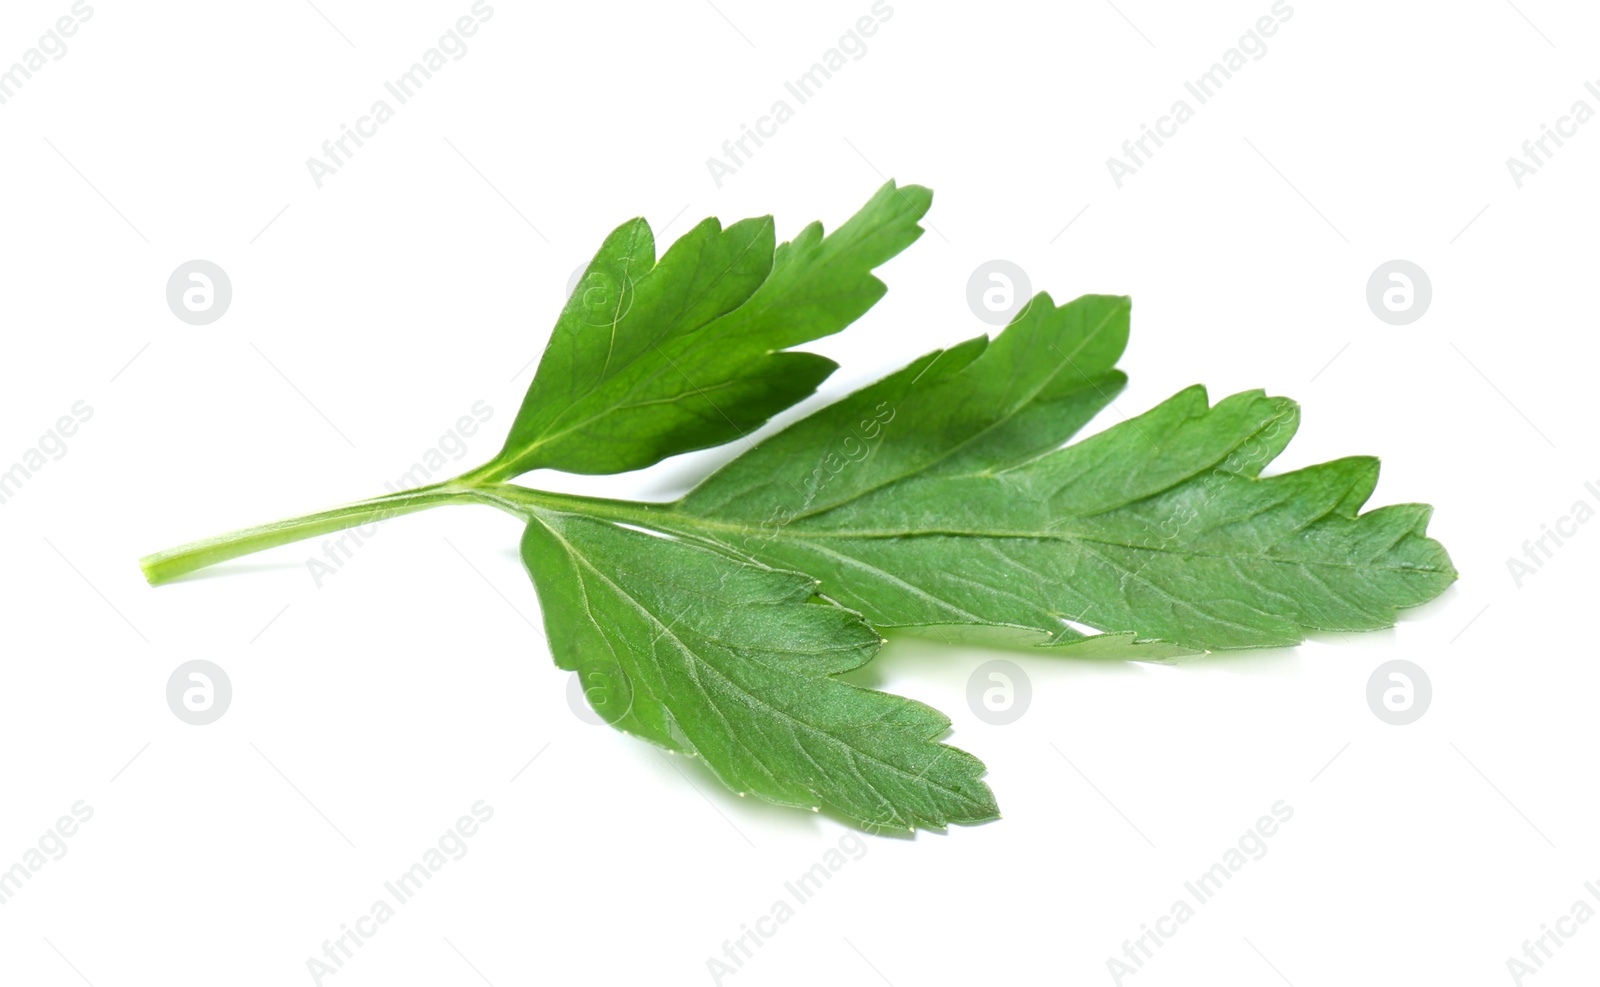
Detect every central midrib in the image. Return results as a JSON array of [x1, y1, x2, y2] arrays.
[[635, 512, 1447, 574]]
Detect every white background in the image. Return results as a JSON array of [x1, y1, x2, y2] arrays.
[[1, 1, 1597, 984]]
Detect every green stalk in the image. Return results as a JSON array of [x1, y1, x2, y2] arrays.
[[140, 481, 510, 585], [136, 473, 690, 587]]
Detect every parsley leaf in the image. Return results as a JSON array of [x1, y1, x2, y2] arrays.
[[140, 184, 1456, 830], [476, 180, 931, 479], [637, 292, 1456, 653], [521, 508, 997, 831]]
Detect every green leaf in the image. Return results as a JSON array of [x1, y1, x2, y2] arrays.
[[520, 508, 998, 831], [637, 293, 1456, 653], [482, 180, 932, 479], [139, 182, 1460, 831]]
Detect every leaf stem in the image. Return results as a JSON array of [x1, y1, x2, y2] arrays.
[[138, 481, 523, 585], [136, 459, 698, 589]]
